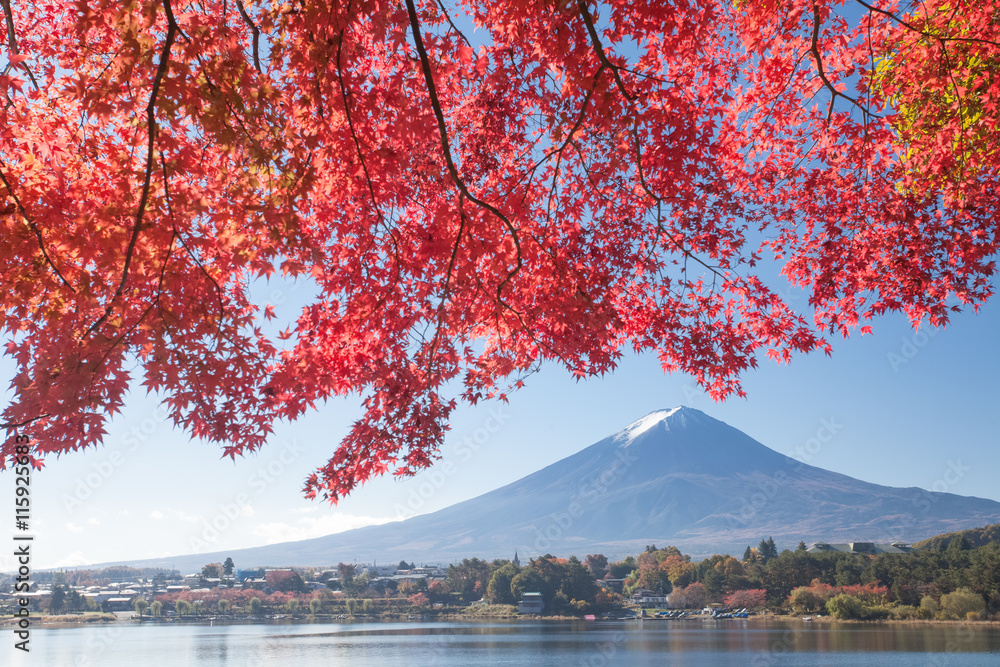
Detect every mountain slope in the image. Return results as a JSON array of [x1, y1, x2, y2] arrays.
[[92, 407, 1000, 571]]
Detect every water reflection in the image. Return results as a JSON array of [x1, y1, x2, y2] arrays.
[[6, 618, 999, 666]]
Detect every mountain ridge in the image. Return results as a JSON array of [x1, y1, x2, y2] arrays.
[[80, 407, 1000, 571]]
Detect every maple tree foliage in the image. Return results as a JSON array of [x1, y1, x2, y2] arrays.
[[0, 0, 997, 500]]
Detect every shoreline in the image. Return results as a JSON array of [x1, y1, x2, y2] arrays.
[[4, 611, 998, 630]]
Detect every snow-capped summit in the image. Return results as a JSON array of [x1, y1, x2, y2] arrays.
[[615, 406, 683, 442]]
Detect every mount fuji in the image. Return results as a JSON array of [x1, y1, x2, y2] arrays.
[[100, 406, 1000, 570]]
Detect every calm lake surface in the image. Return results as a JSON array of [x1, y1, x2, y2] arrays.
[[6, 619, 1000, 666]]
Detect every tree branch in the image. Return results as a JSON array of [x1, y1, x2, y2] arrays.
[[85, 0, 179, 339], [235, 0, 262, 74], [0, 166, 75, 291], [854, 0, 1000, 49], [336, 32, 381, 222], [0, 0, 39, 91], [811, 0, 862, 121], [403, 0, 523, 300], [1, 414, 49, 431], [434, 0, 472, 49], [577, 0, 634, 101], [630, 126, 726, 283]]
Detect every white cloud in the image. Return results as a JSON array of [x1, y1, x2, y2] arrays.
[[64, 522, 84, 533], [149, 509, 200, 523], [170, 510, 202, 523], [88, 517, 101, 526], [252, 513, 401, 545], [53, 551, 92, 568]]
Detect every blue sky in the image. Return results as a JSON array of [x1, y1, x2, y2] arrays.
[[2, 288, 998, 572]]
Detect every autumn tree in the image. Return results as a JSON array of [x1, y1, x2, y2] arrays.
[[48, 584, 66, 613], [487, 562, 520, 605], [1, 0, 998, 500], [175, 600, 191, 617], [584, 554, 608, 579], [608, 556, 637, 580], [723, 588, 767, 611], [201, 563, 222, 579], [265, 569, 306, 593], [758, 537, 778, 564], [336, 562, 356, 582], [445, 558, 493, 602]]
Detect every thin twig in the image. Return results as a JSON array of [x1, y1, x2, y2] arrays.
[[0, 414, 50, 431], [811, 0, 863, 121], [235, 0, 262, 73], [854, 0, 1000, 48], [0, 0, 39, 90], [577, 0, 634, 101], [0, 165, 75, 290], [85, 0, 179, 339], [403, 0, 523, 300]]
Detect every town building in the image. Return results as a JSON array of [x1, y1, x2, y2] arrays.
[[806, 541, 913, 555], [518, 592, 544, 614]]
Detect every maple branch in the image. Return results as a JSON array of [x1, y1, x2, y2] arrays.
[[403, 0, 523, 300], [854, 0, 1000, 49], [0, 414, 49, 431], [189, 57, 273, 165], [0, 165, 75, 291], [434, 0, 472, 49], [334, 30, 404, 320], [235, 0, 263, 74], [425, 196, 468, 373], [158, 151, 225, 328], [576, 0, 634, 101], [810, 2, 863, 122], [630, 126, 726, 283], [336, 33, 381, 221], [0, 0, 38, 91], [85, 1, 178, 339], [528, 64, 604, 190]]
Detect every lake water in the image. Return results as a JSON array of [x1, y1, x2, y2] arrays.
[[5, 618, 1000, 666]]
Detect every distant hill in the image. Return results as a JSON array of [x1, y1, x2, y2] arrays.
[[85, 407, 1000, 572], [913, 523, 1000, 551]]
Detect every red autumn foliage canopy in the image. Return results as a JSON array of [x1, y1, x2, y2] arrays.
[[1, 0, 997, 500]]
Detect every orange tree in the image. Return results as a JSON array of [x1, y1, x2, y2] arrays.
[[1, 0, 997, 500]]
